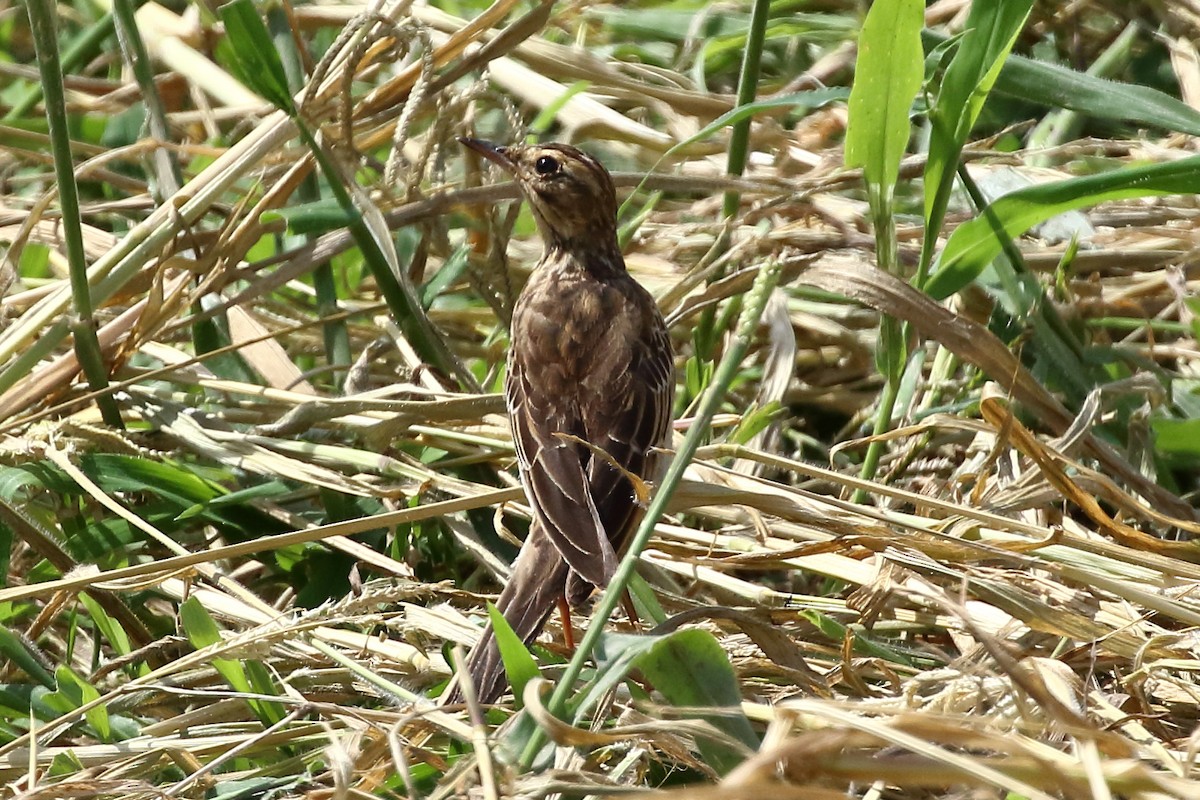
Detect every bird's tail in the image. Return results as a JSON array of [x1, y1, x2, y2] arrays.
[[447, 527, 570, 705]]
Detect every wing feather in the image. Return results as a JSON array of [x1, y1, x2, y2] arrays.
[[585, 309, 674, 551], [506, 279, 674, 598], [507, 348, 617, 587]]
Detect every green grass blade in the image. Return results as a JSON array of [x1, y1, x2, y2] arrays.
[[984, 32, 1200, 135], [845, 0, 923, 194], [266, 5, 351, 388], [1151, 418, 1200, 459], [487, 602, 540, 709], [218, 0, 295, 113], [23, 0, 121, 427], [1025, 22, 1139, 157], [48, 666, 110, 740], [0, 624, 55, 688], [77, 594, 140, 673], [919, 0, 1034, 285], [928, 154, 1200, 299], [693, 0, 771, 378], [112, 0, 183, 195], [180, 597, 286, 727], [219, 0, 471, 391], [845, 0, 923, 493]]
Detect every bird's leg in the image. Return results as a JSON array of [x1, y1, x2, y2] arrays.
[[557, 596, 576, 652], [620, 590, 642, 632]]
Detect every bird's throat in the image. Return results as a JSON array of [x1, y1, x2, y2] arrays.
[[542, 235, 626, 280]]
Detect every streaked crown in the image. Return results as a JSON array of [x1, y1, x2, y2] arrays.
[[459, 139, 620, 251]]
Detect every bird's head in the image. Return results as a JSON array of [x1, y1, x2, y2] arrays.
[[458, 138, 620, 251]]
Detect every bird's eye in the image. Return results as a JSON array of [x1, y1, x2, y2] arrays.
[[534, 155, 560, 176]]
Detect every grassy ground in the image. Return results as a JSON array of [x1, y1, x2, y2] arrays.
[[2, 1, 1200, 797]]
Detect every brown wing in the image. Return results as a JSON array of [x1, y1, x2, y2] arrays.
[[564, 304, 673, 605], [507, 282, 674, 592], [507, 346, 617, 588], [583, 304, 674, 550]]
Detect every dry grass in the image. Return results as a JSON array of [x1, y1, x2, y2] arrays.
[[2, 1, 1199, 798]]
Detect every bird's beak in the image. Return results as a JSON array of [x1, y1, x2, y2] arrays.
[[458, 137, 514, 171]]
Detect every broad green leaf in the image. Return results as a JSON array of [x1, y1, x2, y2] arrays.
[[242, 660, 287, 726], [846, 0, 924, 443], [0, 464, 51, 500], [845, 0, 923, 192], [1151, 419, 1200, 459], [49, 666, 109, 740], [593, 630, 757, 775], [0, 684, 90, 727], [728, 401, 782, 445], [487, 604, 560, 765], [77, 594, 143, 677], [928, 2, 1035, 169], [47, 750, 86, 777], [80, 454, 221, 506], [921, 1, 1034, 280], [487, 602, 539, 709], [584, 632, 660, 719], [630, 629, 758, 774], [180, 597, 246, 689], [181, 597, 285, 725], [928, 154, 1200, 299]]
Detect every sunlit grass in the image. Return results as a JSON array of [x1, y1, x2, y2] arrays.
[[1, 1, 1199, 798]]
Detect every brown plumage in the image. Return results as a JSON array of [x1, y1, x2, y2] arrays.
[[450, 139, 674, 705]]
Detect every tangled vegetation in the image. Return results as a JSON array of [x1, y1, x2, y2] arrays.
[[2, 1, 1200, 797]]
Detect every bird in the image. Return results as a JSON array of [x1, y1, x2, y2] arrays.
[[449, 138, 675, 706]]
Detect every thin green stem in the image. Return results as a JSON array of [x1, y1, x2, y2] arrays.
[[721, 0, 770, 219], [856, 185, 904, 495], [4, 12, 115, 123], [693, 0, 770, 370], [112, 0, 181, 196], [852, 371, 899, 504], [24, 0, 121, 427], [519, 258, 783, 769], [268, 7, 350, 389], [294, 122, 477, 391]]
